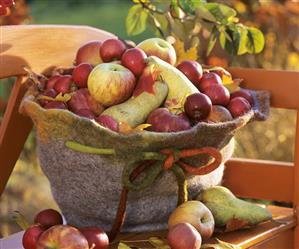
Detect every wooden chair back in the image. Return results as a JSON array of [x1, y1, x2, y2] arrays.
[[0, 24, 298, 247], [0, 25, 115, 195]]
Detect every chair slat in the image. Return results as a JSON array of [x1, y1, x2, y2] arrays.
[[223, 158, 293, 203], [0, 25, 116, 78], [229, 67, 299, 110]]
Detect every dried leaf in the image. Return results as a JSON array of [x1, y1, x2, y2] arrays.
[[225, 218, 249, 232], [12, 211, 30, 230], [118, 242, 132, 249], [148, 237, 170, 248], [202, 239, 242, 249], [119, 122, 151, 134], [173, 38, 198, 65], [37, 92, 72, 103]]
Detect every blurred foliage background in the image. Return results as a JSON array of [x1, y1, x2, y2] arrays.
[[0, 0, 298, 237]]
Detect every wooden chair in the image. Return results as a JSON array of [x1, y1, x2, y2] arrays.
[[0, 25, 298, 248]]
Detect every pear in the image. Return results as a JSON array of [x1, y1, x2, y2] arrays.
[[146, 56, 199, 112], [197, 186, 272, 229]]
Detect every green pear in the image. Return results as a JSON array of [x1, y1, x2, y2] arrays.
[[146, 56, 199, 112], [197, 186, 272, 228]]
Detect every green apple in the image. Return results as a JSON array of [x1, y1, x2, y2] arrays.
[[137, 38, 177, 65], [87, 63, 136, 107]]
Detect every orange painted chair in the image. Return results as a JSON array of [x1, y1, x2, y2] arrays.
[[0, 25, 298, 248]]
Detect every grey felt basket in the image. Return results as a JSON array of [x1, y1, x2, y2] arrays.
[[20, 87, 270, 233]]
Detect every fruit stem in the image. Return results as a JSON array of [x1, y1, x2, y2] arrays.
[[65, 141, 116, 155]]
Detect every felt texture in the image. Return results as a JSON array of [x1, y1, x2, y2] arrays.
[[20, 87, 270, 232]]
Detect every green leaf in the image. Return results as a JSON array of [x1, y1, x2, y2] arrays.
[[126, 4, 149, 36], [205, 3, 237, 21], [246, 27, 265, 54], [195, 5, 217, 22], [237, 26, 248, 55], [207, 27, 218, 56], [219, 31, 226, 49], [152, 13, 169, 31]]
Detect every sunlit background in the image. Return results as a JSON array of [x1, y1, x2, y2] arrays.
[[0, 0, 298, 237]]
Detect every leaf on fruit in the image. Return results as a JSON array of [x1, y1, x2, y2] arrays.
[[119, 122, 151, 134], [148, 236, 170, 248], [126, 4, 149, 36], [37, 93, 72, 103], [225, 218, 249, 232], [173, 38, 198, 65], [223, 78, 242, 93], [202, 239, 242, 249], [12, 211, 30, 230], [118, 242, 132, 249]]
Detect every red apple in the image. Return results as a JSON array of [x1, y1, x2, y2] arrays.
[[88, 63, 136, 106], [227, 97, 251, 118], [46, 75, 61, 90], [68, 88, 104, 116], [230, 89, 253, 105], [23, 225, 46, 249], [167, 223, 202, 249], [146, 108, 191, 132], [198, 72, 222, 91], [75, 41, 102, 66], [34, 209, 63, 229], [121, 48, 147, 76], [137, 38, 177, 65], [72, 63, 93, 88], [44, 101, 67, 110], [54, 75, 73, 94], [100, 38, 126, 62], [36, 225, 89, 249], [207, 105, 233, 123], [168, 200, 215, 240], [184, 93, 212, 121], [79, 227, 109, 249], [95, 115, 119, 132], [202, 84, 230, 106], [177, 60, 203, 86], [75, 109, 96, 119]]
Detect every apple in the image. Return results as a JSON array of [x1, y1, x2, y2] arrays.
[[198, 72, 222, 91], [34, 209, 63, 229], [54, 75, 73, 94], [167, 223, 202, 249], [121, 48, 147, 76], [207, 105, 233, 123], [87, 63, 136, 107], [22, 225, 46, 249], [75, 109, 96, 119], [36, 225, 89, 249], [46, 75, 61, 90], [44, 101, 68, 110], [79, 227, 109, 249], [176, 60, 203, 86], [137, 38, 176, 65], [146, 108, 191, 132], [75, 41, 103, 66], [100, 38, 127, 62], [184, 93, 212, 121], [230, 89, 254, 106], [95, 115, 119, 132], [202, 84, 230, 106], [210, 67, 231, 79], [227, 97, 251, 118], [72, 63, 93, 88], [168, 200, 215, 240]]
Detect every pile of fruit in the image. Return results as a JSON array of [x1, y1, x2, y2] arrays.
[[34, 37, 254, 134], [22, 186, 271, 249], [22, 209, 109, 249]]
